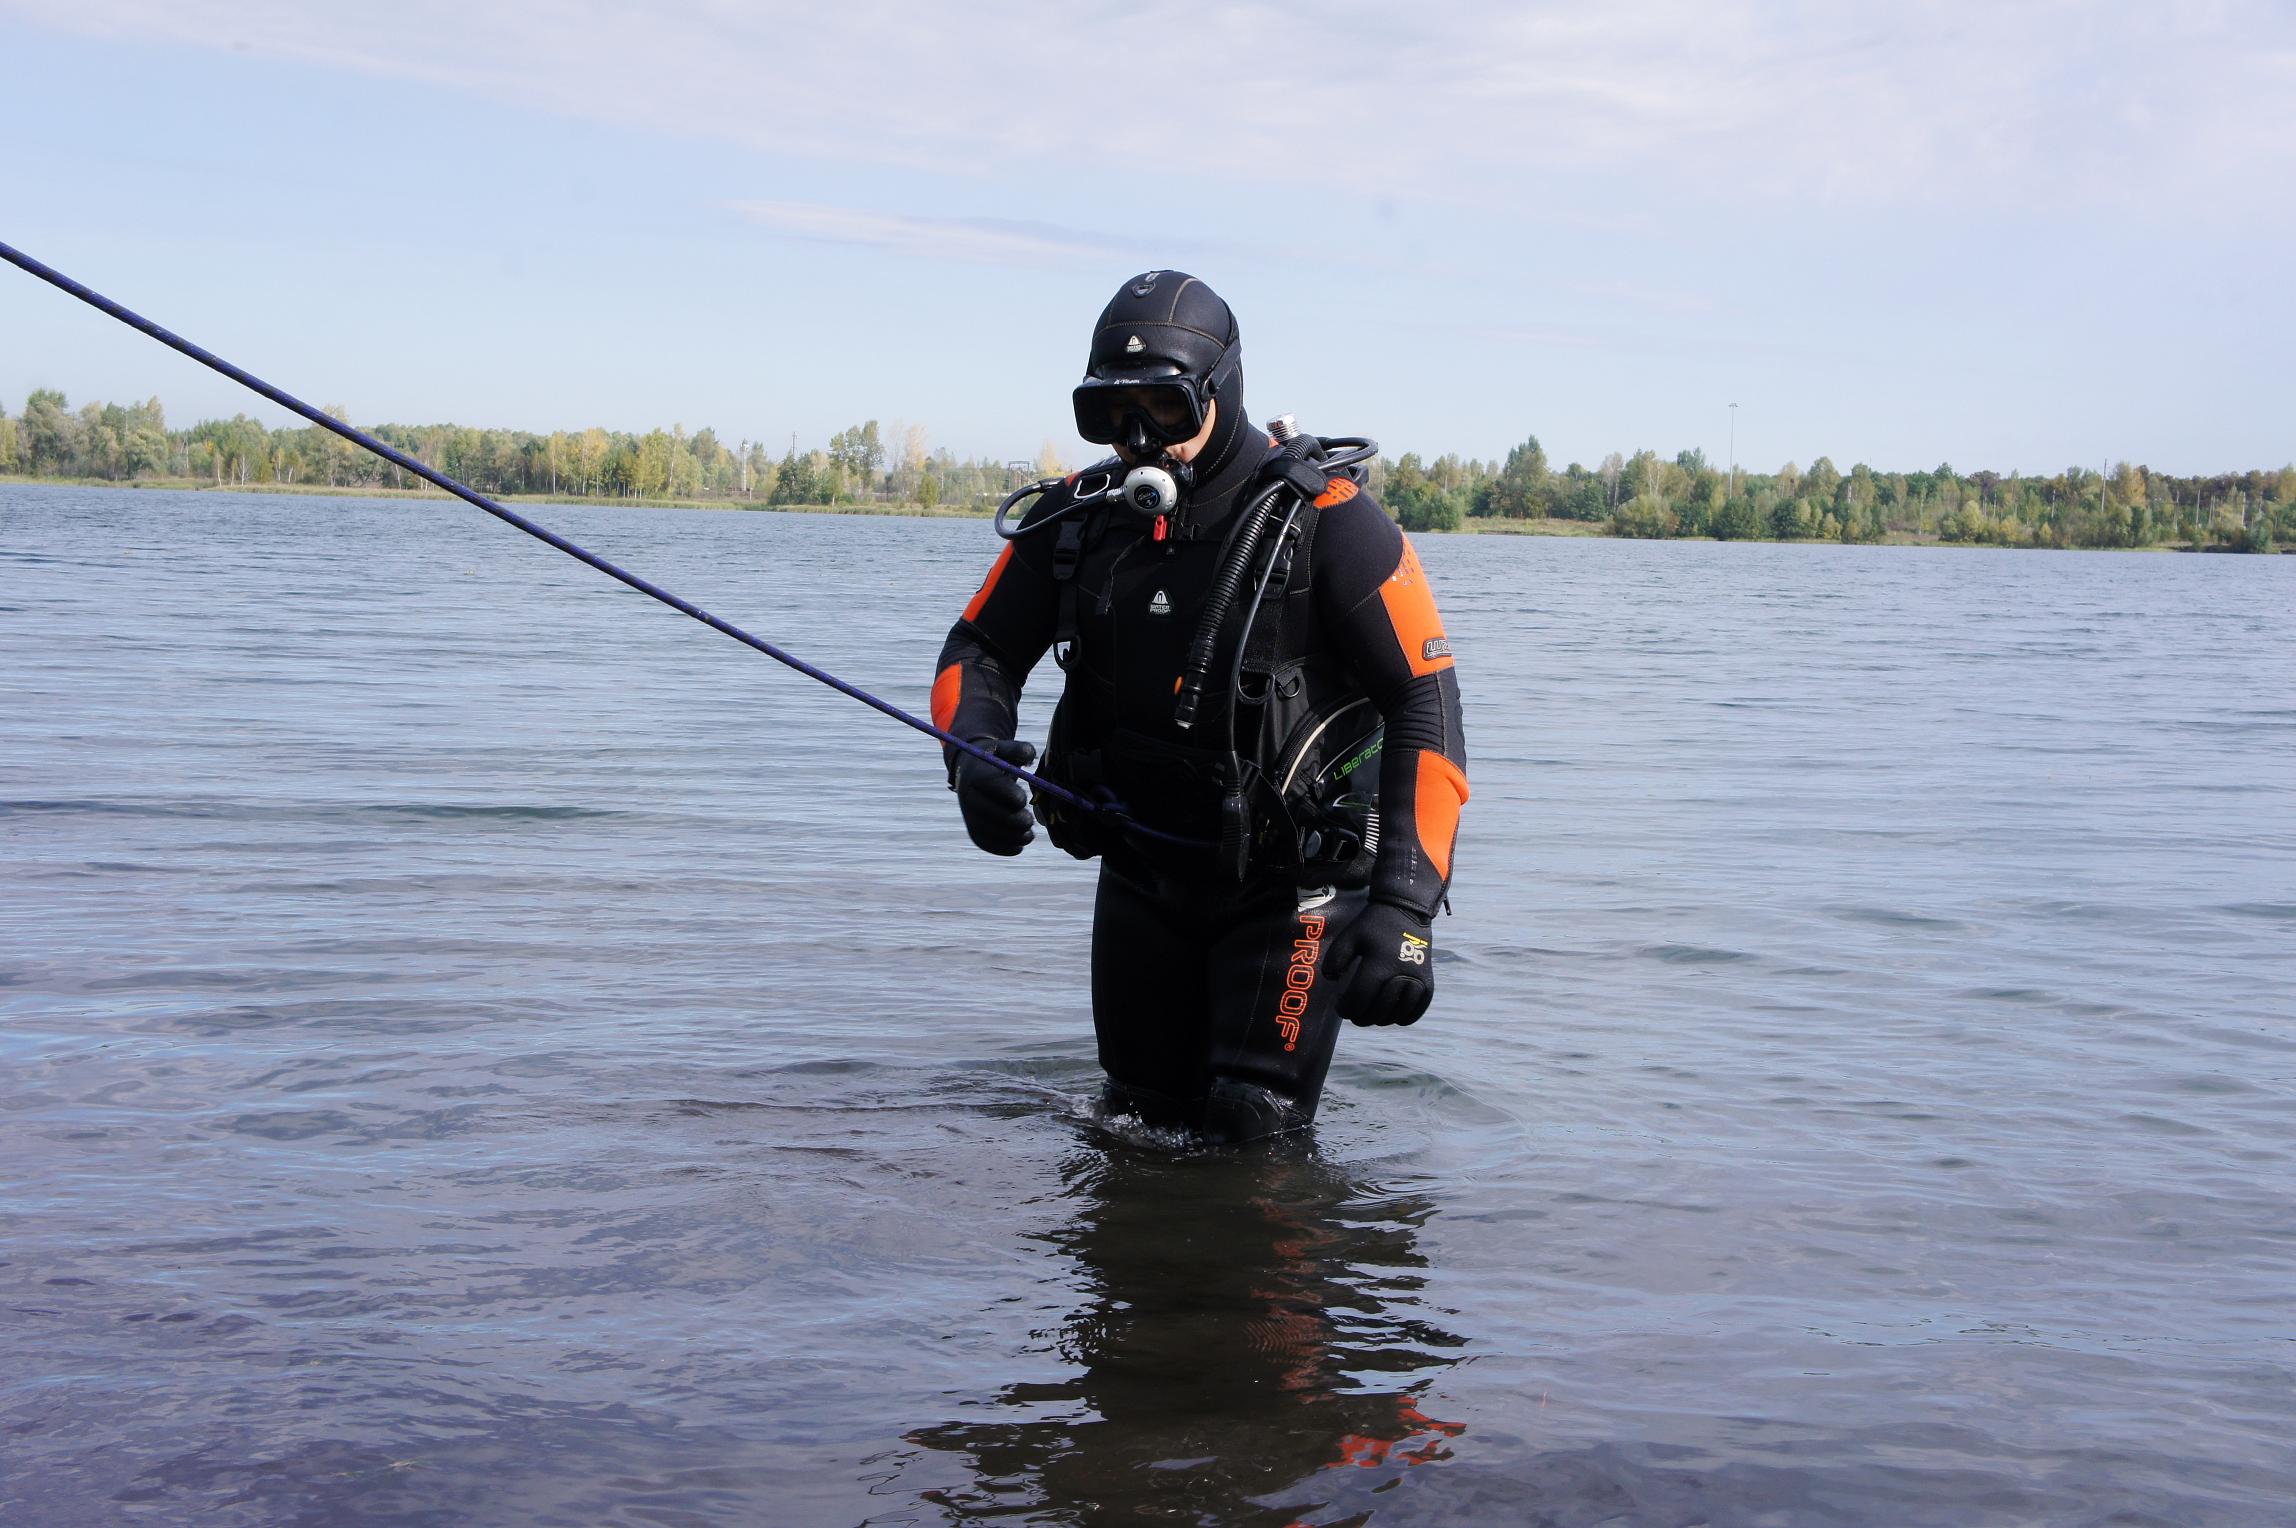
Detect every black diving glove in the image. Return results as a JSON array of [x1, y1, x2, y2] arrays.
[[953, 738, 1037, 857], [1327, 898, 1436, 1027]]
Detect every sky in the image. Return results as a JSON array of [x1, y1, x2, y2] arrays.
[[2, 1, 2291, 476]]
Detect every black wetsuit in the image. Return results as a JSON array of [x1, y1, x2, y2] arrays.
[[934, 426, 1467, 1139]]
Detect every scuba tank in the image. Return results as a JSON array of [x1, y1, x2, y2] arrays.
[[1205, 415, 1382, 885]]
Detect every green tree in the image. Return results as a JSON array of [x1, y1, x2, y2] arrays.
[[830, 420, 887, 488], [1711, 497, 1761, 540], [22, 389, 82, 474], [189, 414, 269, 485], [1394, 483, 1465, 533], [1387, 452, 1429, 505], [573, 428, 607, 496], [632, 430, 673, 497], [1484, 435, 1550, 518], [1596, 451, 1624, 513], [600, 436, 637, 496], [690, 426, 723, 479], [1845, 463, 1877, 519], [1383, 451, 1465, 531], [1624, 449, 1666, 502], [311, 403, 359, 486], [773, 447, 835, 505], [1612, 494, 1676, 538], [1673, 484, 1715, 537], [124, 423, 170, 477], [1805, 456, 1842, 506], [666, 427, 703, 497], [1556, 467, 1609, 521]]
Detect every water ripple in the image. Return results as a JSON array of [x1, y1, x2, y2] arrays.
[[3, 486, 2293, 1525]]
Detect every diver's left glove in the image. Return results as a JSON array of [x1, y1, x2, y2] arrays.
[[1326, 898, 1436, 1027], [953, 737, 1037, 857]]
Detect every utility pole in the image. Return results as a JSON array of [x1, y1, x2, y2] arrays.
[[1728, 402, 1739, 500]]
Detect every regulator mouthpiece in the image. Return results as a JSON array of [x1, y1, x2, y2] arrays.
[[1123, 464, 1180, 517]]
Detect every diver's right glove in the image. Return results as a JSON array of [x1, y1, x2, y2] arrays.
[[1326, 898, 1436, 1027], [952, 737, 1037, 857]]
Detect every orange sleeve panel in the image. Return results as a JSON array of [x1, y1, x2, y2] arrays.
[[930, 663, 963, 733], [1413, 750, 1469, 882], [1314, 500, 1467, 912], [1377, 537, 1454, 679], [935, 526, 1060, 781], [961, 543, 1015, 624]]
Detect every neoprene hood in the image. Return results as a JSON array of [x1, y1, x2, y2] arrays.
[[1075, 270, 1250, 477]]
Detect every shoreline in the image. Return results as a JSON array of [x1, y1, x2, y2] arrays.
[[0, 476, 2265, 551], [0, 474, 993, 517]]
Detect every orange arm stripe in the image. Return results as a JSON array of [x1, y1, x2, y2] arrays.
[[1375, 537, 1454, 678], [1413, 750, 1469, 882], [930, 663, 963, 733], [961, 543, 1015, 624]]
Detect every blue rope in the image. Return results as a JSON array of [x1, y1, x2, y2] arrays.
[[0, 238, 1204, 850]]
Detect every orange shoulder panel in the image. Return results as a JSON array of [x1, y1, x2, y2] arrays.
[[961, 542, 1015, 624], [1313, 477, 1359, 509], [1376, 536, 1454, 677]]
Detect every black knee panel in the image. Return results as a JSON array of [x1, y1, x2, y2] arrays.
[[1198, 1079, 1311, 1145]]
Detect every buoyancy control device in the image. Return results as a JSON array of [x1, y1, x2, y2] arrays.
[[992, 418, 1385, 885]]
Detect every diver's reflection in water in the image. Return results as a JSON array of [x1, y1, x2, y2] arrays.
[[906, 1137, 1466, 1523]]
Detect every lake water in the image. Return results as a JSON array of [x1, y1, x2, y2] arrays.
[[4, 483, 2292, 1526]]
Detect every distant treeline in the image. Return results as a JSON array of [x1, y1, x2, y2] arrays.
[[1373, 442, 2292, 553], [0, 391, 1050, 509], [3, 389, 2288, 552]]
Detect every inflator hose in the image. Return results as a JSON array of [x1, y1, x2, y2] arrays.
[[1173, 481, 1291, 731]]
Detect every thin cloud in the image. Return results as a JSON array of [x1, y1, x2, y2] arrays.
[[9, 1, 2294, 215], [726, 201, 1125, 266], [1568, 280, 1718, 318], [1457, 319, 1846, 365]]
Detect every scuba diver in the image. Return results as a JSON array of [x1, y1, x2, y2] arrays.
[[932, 270, 1468, 1143]]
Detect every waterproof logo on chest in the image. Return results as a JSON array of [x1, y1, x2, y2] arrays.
[[1148, 588, 1172, 616]]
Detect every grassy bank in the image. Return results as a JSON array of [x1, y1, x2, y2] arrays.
[[0, 474, 994, 517], [1456, 516, 1609, 537], [7, 475, 2270, 550]]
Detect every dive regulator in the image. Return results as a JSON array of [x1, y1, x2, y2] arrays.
[[992, 420, 1376, 540]]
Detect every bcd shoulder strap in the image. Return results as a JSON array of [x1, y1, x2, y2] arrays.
[[1238, 493, 1320, 676], [1050, 513, 1091, 671]]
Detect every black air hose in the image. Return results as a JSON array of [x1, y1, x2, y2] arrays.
[[1173, 481, 1289, 730]]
